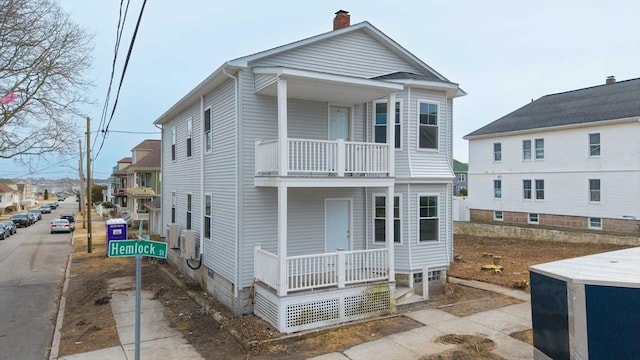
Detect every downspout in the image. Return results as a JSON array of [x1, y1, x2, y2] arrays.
[[200, 95, 205, 259], [222, 67, 239, 298], [154, 123, 163, 237], [364, 102, 368, 250], [406, 86, 413, 272]]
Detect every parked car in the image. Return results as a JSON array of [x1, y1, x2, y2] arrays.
[[39, 206, 52, 214], [26, 212, 38, 224], [0, 222, 10, 239], [46, 202, 59, 209], [60, 212, 75, 223], [11, 214, 31, 227], [27, 209, 42, 220], [1, 221, 16, 235], [51, 219, 73, 234]]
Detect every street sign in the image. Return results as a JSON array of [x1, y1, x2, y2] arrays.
[[108, 239, 168, 259]]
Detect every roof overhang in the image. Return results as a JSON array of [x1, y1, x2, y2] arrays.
[[395, 79, 466, 98], [253, 67, 404, 104]]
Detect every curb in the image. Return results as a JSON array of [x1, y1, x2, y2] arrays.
[[49, 252, 73, 360]]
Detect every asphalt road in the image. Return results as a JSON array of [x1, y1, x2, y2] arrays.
[[0, 201, 74, 360]]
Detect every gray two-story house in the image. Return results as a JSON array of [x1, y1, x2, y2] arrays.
[[154, 11, 465, 333]]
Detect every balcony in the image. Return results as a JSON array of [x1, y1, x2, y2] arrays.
[[255, 138, 389, 181], [112, 188, 127, 197]]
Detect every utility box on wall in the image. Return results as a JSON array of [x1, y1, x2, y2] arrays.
[[106, 218, 128, 255], [529, 247, 640, 360]]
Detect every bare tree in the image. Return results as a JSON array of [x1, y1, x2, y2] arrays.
[[0, 0, 92, 165]]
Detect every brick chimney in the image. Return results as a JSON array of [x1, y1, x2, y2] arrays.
[[333, 10, 350, 30], [606, 76, 616, 84]]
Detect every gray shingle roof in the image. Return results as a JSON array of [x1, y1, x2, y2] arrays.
[[465, 78, 640, 138]]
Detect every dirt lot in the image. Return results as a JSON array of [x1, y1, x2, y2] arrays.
[[56, 217, 633, 359]]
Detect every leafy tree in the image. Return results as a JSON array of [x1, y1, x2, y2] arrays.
[[43, 188, 49, 200], [0, 0, 92, 166], [459, 188, 468, 196], [90, 184, 106, 205]]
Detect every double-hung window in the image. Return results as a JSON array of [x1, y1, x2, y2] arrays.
[[419, 195, 438, 242], [186, 193, 192, 230], [418, 102, 438, 149], [535, 138, 544, 159], [374, 195, 400, 243], [374, 101, 401, 148], [589, 133, 600, 157], [523, 180, 532, 200], [171, 127, 176, 161], [493, 143, 502, 161], [522, 140, 532, 160], [494, 211, 503, 221], [204, 194, 211, 239], [186, 118, 193, 157], [535, 180, 545, 200], [528, 213, 539, 224], [171, 191, 176, 223], [204, 108, 212, 153], [493, 180, 502, 199], [588, 217, 602, 230], [457, 173, 466, 182], [589, 179, 601, 202]]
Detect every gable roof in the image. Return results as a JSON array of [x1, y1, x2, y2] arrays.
[[155, 21, 464, 125], [132, 139, 160, 152], [0, 182, 14, 193], [453, 159, 468, 172], [465, 77, 640, 139]]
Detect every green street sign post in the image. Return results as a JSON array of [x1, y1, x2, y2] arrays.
[[107, 221, 168, 360]]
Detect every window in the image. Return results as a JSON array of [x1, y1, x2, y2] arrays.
[[374, 195, 400, 243], [535, 180, 545, 200], [374, 101, 401, 148], [171, 191, 176, 223], [457, 173, 466, 182], [523, 180, 532, 199], [204, 194, 211, 239], [493, 142, 502, 161], [137, 172, 152, 187], [186, 118, 192, 157], [588, 217, 602, 230], [535, 138, 544, 159], [494, 211, 503, 221], [528, 213, 539, 224], [522, 140, 531, 160], [589, 179, 601, 202], [419, 195, 438, 242], [493, 180, 502, 199], [589, 133, 600, 157], [171, 127, 176, 161], [204, 108, 212, 152], [186, 193, 192, 230], [418, 102, 438, 149]]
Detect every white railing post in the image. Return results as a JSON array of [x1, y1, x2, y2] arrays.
[[336, 248, 345, 288], [255, 140, 261, 175], [337, 139, 345, 177], [277, 80, 288, 176], [422, 265, 429, 300], [254, 243, 261, 278]]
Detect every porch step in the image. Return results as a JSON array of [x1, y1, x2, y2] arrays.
[[394, 286, 425, 306]]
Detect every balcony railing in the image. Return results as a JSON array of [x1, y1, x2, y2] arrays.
[[255, 138, 389, 177], [254, 245, 389, 295]]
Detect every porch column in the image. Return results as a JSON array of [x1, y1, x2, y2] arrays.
[[386, 93, 396, 177], [277, 184, 288, 296], [277, 80, 288, 176], [385, 184, 395, 281]]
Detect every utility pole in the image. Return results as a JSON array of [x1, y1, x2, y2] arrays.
[[86, 117, 93, 253], [78, 139, 85, 229]]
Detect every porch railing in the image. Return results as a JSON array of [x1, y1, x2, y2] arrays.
[[255, 139, 389, 176], [254, 245, 389, 294]]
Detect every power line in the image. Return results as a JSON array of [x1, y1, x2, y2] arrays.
[[94, 0, 147, 161]]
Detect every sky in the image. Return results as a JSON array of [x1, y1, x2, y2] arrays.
[[3, 0, 639, 179]]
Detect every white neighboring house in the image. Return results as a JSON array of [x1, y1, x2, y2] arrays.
[[154, 11, 465, 333], [0, 182, 19, 211], [464, 77, 640, 236]]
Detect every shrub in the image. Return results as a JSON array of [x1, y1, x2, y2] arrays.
[[458, 188, 468, 196], [101, 201, 115, 208], [4, 205, 15, 213]]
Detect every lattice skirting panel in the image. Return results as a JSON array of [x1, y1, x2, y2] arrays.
[[254, 283, 395, 333]]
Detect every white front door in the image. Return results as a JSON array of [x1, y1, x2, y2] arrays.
[[329, 106, 350, 141], [325, 199, 351, 252]]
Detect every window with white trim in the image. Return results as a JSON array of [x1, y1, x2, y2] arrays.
[[523, 140, 531, 160], [493, 180, 502, 199], [204, 194, 211, 239], [493, 142, 502, 161], [528, 213, 539, 224], [419, 195, 438, 242], [535, 179, 545, 200], [374, 195, 400, 243], [171, 191, 176, 223], [589, 179, 601, 202], [588, 217, 602, 230], [418, 101, 438, 149], [457, 173, 466, 182], [535, 138, 544, 159], [589, 133, 600, 157], [186, 193, 192, 230], [494, 211, 503, 221], [171, 127, 176, 161], [374, 101, 401, 148], [204, 108, 212, 153], [186, 118, 192, 157], [523, 180, 532, 200]]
